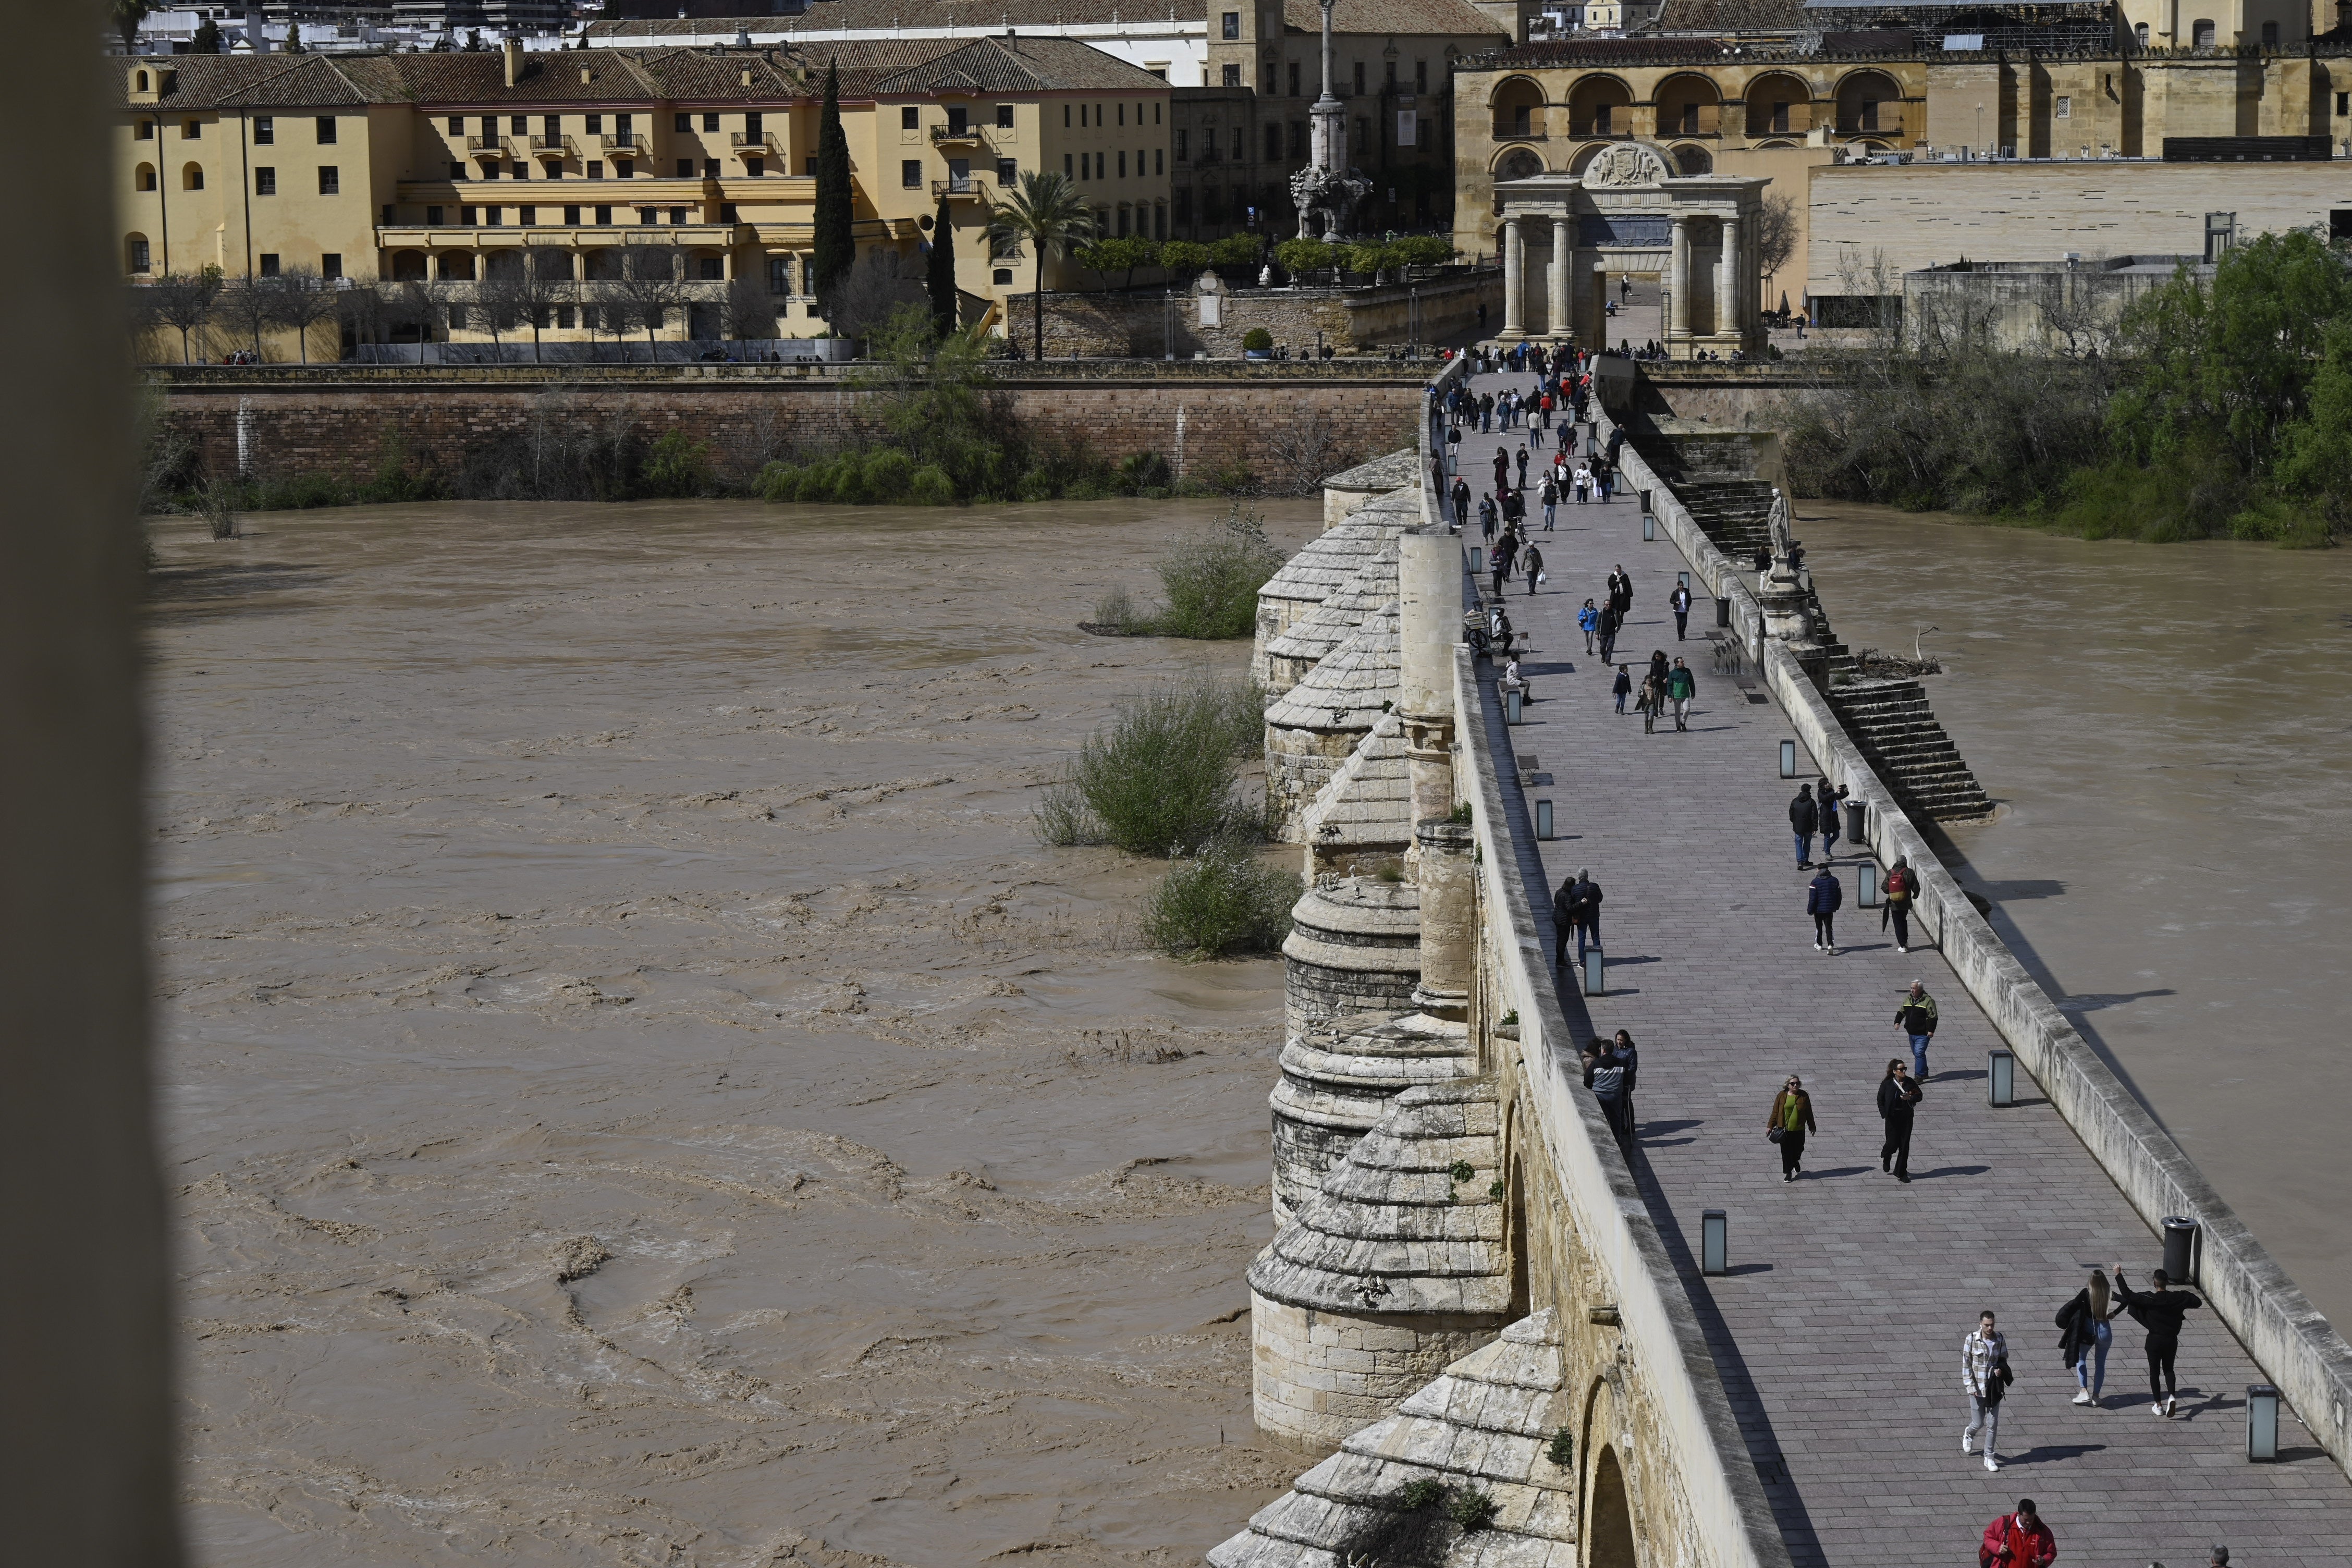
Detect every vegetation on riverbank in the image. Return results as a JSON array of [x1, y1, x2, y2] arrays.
[[1783, 231, 2352, 546], [1089, 505, 1287, 639]]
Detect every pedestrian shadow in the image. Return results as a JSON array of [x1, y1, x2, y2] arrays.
[[1909, 1165, 1992, 1180], [1638, 1119, 1704, 1137], [1601, 953, 1660, 966], [2002, 1443, 2106, 1467], [1801, 1166, 1872, 1180]]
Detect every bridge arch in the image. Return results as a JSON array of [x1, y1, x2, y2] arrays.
[[1588, 1446, 1638, 1568]]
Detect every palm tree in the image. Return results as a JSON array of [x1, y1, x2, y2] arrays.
[[986, 170, 1096, 363]]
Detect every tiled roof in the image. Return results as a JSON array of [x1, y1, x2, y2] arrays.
[[591, 0, 1209, 35], [116, 54, 380, 109], [1473, 34, 1738, 64], [873, 34, 1174, 92], [1651, 0, 1811, 31], [1280, 0, 1510, 39]]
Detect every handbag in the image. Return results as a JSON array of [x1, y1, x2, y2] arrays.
[[1766, 1128, 1785, 1144]]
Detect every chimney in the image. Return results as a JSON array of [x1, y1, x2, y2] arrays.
[[503, 33, 523, 86], [247, 9, 269, 53]]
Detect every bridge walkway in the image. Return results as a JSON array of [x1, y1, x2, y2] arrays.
[[1455, 369, 2352, 1567]]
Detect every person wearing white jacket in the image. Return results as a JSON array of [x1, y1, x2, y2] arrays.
[[1963, 1310, 2012, 1473]]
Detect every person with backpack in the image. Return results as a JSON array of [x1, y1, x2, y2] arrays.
[[1766, 1074, 1815, 1181], [2113, 1262, 2204, 1417], [1790, 782, 1820, 868], [1806, 863, 1843, 953], [1963, 1309, 2013, 1472], [1877, 1058, 1922, 1181], [1882, 856, 1919, 952], [1895, 978, 1939, 1079], [2055, 1267, 2122, 1406], [1666, 657, 1696, 731], [1578, 597, 1599, 654], [1978, 1500, 2056, 1567]]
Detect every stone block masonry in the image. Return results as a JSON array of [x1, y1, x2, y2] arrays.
[[148, 362, 1429, 490]]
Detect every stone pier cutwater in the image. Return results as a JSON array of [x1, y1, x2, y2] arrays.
[[1214, 418, 2352, 1566]]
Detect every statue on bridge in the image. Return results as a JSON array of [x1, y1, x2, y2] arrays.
[[1766, 487, 1794, 565], [1290, 0, 1371, 240]]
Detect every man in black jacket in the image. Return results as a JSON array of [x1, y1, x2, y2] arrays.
[[1552, 871, 1601, 965], [1790, 782, 1820, 869], [1877, 1061, 1922, 1181], [2113, 1264, 2204, 1417]]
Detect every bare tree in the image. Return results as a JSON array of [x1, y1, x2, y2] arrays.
[[396, 276, 458, 360], [513, 246, 576, 362], [725, 272, 780, 344], [1755, 192, 1798, 301], [265, 264, 342, 364], [822, 250, 925, 343], [606, 243, 691, 361], [1264, 411, 1343, 496], [215, 274, 276, 360]]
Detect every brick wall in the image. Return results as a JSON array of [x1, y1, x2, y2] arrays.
[[150, 362, 1428, 491]]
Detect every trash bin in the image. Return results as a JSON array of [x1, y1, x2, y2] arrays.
[[1844, 799, 1866, 844], [1716, 596, 1731, 628]]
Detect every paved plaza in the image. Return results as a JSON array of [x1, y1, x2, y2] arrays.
[[1450, 368, 2352, 1566]]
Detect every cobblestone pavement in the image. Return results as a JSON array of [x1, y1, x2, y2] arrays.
[[1452, 368, 2352, 1567]]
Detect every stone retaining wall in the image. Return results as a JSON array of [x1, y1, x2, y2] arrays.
[[146, 363, 1427, 488], [1606, 406, 2352, 1480], [1007, 271, 1501, 360]]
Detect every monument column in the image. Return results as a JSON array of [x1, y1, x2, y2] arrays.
[[1717, 214, 1741, 342], [1501, 217, 1523, 338], [1668, 213, 1691, 348], [1549, 216, 1572, 338]]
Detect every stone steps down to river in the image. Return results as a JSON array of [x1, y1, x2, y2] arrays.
[[1826, 678, 1996, 821], [1674, 479, 1778, 563], [1253, 495, 1418, 684], [1265, 538, 1403, 697], [1265, 604, 1402, 841], [1209, 1308, 1575, 1568], [1295, 711, 1415, 876], [1269, 1011, 1481, 1223]]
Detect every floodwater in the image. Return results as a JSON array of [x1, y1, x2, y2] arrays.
[[147, 497, 1322, 1567], [1799, 501, 2352, 1332]]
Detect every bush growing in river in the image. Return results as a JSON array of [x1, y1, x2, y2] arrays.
[[1034, 671, 1265, 854], [1142, 840, 1298, 958]]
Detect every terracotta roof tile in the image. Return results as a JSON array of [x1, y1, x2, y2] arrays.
[[1651, 0, 1811, 30], [1279, 0, 1509, 39], [592, 0, 1209, 36]]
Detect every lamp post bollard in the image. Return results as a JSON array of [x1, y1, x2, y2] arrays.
[[1779, 739, 1797, 778], [1701, 1210, 1729, 1276], [1582, 945, 1603, 996], [1988, 1048, 2016, 1107], [2248, 1383, 2282, 1462]]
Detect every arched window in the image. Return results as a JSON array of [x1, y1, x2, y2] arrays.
[[2135, 20, 2149, 46], [1835, 71, 1903, 137], [182, 164, 204, 190], [127, 234, 152, 274], [2192, 18, 2216, 44], [1568, 76, 1634, 139], [1656, 74, 1721, 138], [1744, 71, 1813, 138], [136, 70, 149, 91], [1490, 76, 1547, 140], [136, 163, 157, 191], [1672, 143, 1713, 175], [437, 252, 475, 280], [390, 250, 428, 281]]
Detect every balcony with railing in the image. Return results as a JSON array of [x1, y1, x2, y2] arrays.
[[465, 136, 510, 157], [929, 121, 985, 146], [530, 134, 573, 158], [730, 129, 778, 154], [932, 175, 987, 200], [601, 132, 648, 159]]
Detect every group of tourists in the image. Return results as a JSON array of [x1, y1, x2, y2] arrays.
[[1788, 781, 1922, 955]]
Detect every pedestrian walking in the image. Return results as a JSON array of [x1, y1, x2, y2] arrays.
[[1895, 979, 1939, 1079], [1492, 445, 1510, 491], [1610, 566, 1633, 617], [1574, 871, 1602, 954], [1597, 603, 1621, 664], [2056, 1267, 2120, 1406], [1637, 669, 1664, 733], [1790, 782, 1819, 868], [1807, 864, 1843, 953], [1819, 782, 1848, 859], [1612, 664, 1632, 713], [1882, 856, 1919, 952], [1451, 476, 1471, 532], [1585, 1037, 1630, 1144], [1501, 487, 1526, 531], [1670, 582, 1692, 640], [1578, 598, 1599, 654], [1667, 657, 1696, 730], [1978, 1500, 2056, 1567], [1877, 1058, 1922, 1181], [1767, 1074, 1815, 1181], [1478, 494, 1497, 541], [1963, 1310, 2013, 1471], [1515, 447, 1530, 488], [1611, 1028, 1640, 1134], [1540, 475, 1559, 530], [1552, 874, 1579, 970], [2113, 1262, 2203, 1417], [1523, 542, 1545, 596]]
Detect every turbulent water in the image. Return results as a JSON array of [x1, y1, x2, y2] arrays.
[[1800, 501, 2352, 1332], [148, 498, 1321, 1568]]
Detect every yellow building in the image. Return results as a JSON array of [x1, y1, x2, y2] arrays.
[[117, 36, 1172, 355]]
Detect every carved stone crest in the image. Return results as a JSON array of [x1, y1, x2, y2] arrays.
[[1581, 143, 1672, 190]]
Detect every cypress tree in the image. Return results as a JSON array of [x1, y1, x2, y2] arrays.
[[811, 62, 855, 318], [926, 197, 958, 339], [190, 14, 222, 51]]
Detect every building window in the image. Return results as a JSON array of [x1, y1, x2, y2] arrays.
[[136, 165, 156, 191], [1064, 105, 1072, 127], [564, 204, 581, 223], [460, 205, 476, 224], [511, 162, 528, 180], [321, 253, 341, 279], [1289, 62, 1301, 96], [1204, 126, 1219, 159], [1174, 186, 1192, 223], [1265, 62, 1278, 93], [137, 119, 154, 140], [678, 157, 695, 177], [2261, 19, 2278, 43], [2053, 95, 2071, 118], [805, 156, 817, 175], [1155, 200, 1166, 239], [617, 161, 633, 178], [1353, 61, 1365, 94], [995, 267, 1014, 284], [381, 203, 395, 225], [903, 106, 921, 130], [545, 115, 560, 139], [698, 255, 724, 279], [676, 112, 693, 132], [1155, 102, 1162, 124], [904, 159, 923, 188], [1175, 129, 1189, 160], [617, 113, 634, 133], [254, 166, 274, 194], [704, 158, 719, 177], [588, 161, 604, 179], [1156, 148, 1165, 174], [1265, 123, 1281, 160], [1120, 149, 1130, 176], [1118, 103, 1126, 126], [1289, 121, 1304, 157], [427, 204, 444, 224], [1065, 152, 1075, 176], [2338, 91, 2350, 115], [318, 166, 339, 194], [997, 157, 1018, 183], [448, 115, 464, 134], [586, 114, 603, 134], [997, 103, 1014, 127], [128, 237, 151, 273], [1118, 205, 1131, 236], [519, 205, 536, 224], [669, 206, 687, 224], [557, 305, 575, 329], [720, 202, 738, 220], [703, 111, 720, 132], [316, 116, 336, 143], [486, 206, 503, 226], [2192, 17, 2215, 44], [254, 116, 274, 144], [595, 204, 611, 223], [258, 253, 279, 276], [1222, 63, 1241, 86], [769, 255, 791, 292], [1222, 9, 1240, 36], [450, 160, 466, 179], [1416, 59, 1427, 91], [2135, 21, 2149, 46], [183, 119, 201, 139], [482, 163, 501, 180], [1859, 100, 1879, 130], [746, 111, 763, 135]]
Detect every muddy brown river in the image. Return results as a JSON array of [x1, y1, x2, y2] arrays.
[[1801, 501, 2352, 1333], [152, 495, 2352, 1566], [149, 498, 1321, 1568]]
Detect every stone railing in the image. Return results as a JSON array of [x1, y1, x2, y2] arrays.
[[1601, 405, 2352, 1477], [1452, 639, 1795, 1568]]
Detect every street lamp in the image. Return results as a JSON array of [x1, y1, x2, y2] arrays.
[[1987, 1048, 2016, 1106], [1701, 1210, 1729, 1275], [2248, 1385, 2282, 1462]]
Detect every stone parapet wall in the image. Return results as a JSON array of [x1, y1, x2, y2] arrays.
[[1007, 271, 1501, 360], [149, 366, 1425, 489], [1605, 402, 2352, 1481]]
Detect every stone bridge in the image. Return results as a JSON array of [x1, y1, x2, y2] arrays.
[[1209, 366, 2352, 1568]]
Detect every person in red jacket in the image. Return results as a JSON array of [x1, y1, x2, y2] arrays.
[[1980, 1499, 2057, 1568]]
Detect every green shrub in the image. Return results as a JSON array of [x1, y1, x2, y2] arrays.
[[1275, 238, 1336, 276], [1090, 586, 1145, 632], [1342, 241, 1393, 278], [638, 430, 714, 498], [1394, 1478, 1448, 1512], [1211, 234, 1263, 268], [1039, 671, 1266, 855], [1158, 240, 1213, 278], [906, 462, 957, 506], [1390, 235, 1454, 270], [1033, 780, 1104, 847], [1153, 503, 1284, 639], [1446, 1487, 1499, 1532], [1242, 327, 1274, 352], [1116, 451, 1173, 494], [1141, 840, 1299, 958]]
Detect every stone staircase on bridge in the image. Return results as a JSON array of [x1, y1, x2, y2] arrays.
[[1825, 677, 1995, 822]]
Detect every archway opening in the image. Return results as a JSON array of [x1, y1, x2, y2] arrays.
[[390, 250, 427, 281], [1492, 75, 1548, 140], [1743, 71, 1812, 138], [1672, 143, 1713, 175], [1567, 77, 1634, 139], [1835, 70, 1903, 138], [1656, 73, 1721, 138], [181, 163, 204, 191], [1589, 1447, 1637, 1568], [437, 252, 475, 281], [1497, 147, 1546, 181]]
